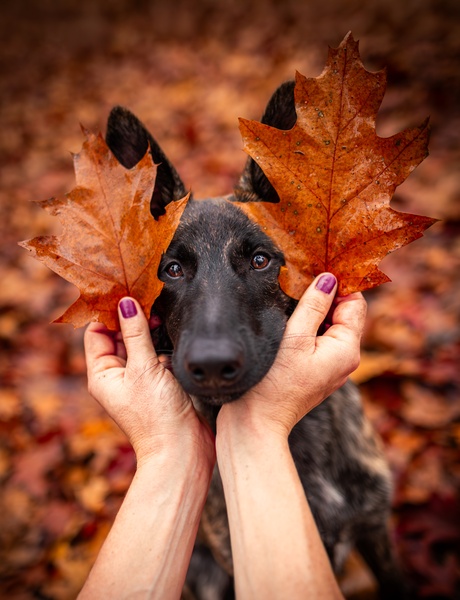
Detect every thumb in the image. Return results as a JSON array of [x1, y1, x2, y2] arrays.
[[118, 297, 158, 369], [286, 273, 338, 337]]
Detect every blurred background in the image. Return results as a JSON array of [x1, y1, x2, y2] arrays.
[[0, 0, 459, 597]]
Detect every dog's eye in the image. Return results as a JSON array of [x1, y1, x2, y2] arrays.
[[166, 262, 184, 278], [250, 253, 270, 270]]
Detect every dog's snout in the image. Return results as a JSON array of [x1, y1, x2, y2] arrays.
[[185, 337, 244, 388]]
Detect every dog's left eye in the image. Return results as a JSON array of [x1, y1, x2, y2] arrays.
[[250, 253, 270, 270], [165, 262, 184, 278]]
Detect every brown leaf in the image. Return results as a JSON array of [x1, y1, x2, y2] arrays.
[[401, 446, 455, 504], [236, 32, 438, 296], [349, 351, 398, 384], [20, 130, 189, 330], [400, 381, 460, 429]]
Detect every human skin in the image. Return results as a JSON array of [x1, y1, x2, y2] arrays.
[[79, 273, 365, 599], [217, 273, 366, 599], [79, 299, 216, 599]]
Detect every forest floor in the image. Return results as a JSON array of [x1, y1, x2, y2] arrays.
[[0, 0, 459, 598]]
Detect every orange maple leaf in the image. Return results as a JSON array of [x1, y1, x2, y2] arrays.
[[236, 32, 438, 297], [20, 130, 189, 330]]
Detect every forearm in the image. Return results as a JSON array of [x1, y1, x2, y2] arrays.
[[217, 420, 343, 600], [78, 450, 213, 600]]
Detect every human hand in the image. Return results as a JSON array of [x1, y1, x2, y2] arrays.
[[84, 298, 216, 469], [217, 273, 367, 439]]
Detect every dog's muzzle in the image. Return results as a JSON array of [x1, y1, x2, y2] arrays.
[[182, 336, 245, 392]]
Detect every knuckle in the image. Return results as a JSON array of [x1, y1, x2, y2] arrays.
[[350, 350, 361, 373], [140, 356, 162, 379], [280, 333, 312, 353], [87, 374, 100, 399], [128, 355, 161, 387], [303, 296, 329, 317], [357, 293, 367, 312], [123, 325, 146, 343], [356, 298, 368, 324], [340, 346, 360, 376]]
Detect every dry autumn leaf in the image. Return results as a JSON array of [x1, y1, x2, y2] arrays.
[[237, 32, 438, 297], [20, 130, 189, 330]]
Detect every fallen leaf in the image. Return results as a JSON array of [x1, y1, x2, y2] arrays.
[[76, 476, 110, 513], [19, 131, 189, 330], [350, 351, 398, 384], [401, 446, 455, 504], [0, 389, 21, 420], [397, 501, 460, 597], [46, 538, 98, 599], [0, 448, 11, 480], [237, 32, 437, 297], [400, 381, 460, 429], [11, 440, 63, 499], [385, 427, 427, 473]]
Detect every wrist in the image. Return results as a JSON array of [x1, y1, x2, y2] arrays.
[[133, 450, 214, 526], [135, 433, 216, 485], [216, 403, 290, 465], [217, 399, 290, 446]]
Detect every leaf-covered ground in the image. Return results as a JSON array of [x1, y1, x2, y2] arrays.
[[1, 1, 459, 598]]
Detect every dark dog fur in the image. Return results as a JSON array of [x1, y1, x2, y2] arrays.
[[105, 82, 406, 599]]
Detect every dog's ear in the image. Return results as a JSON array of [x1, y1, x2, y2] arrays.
[[106, 106, 187, 219], [236, 81, 296, 203]]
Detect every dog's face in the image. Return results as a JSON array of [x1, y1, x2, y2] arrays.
[[155, 198, 292, 403], [105, 82, 297, 405]]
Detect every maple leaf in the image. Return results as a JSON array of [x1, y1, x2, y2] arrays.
[[236, 32, 438, 297], [20, 130, 189, 330]]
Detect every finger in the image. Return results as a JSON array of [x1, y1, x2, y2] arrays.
[[286, 273, 338, 337], [115, 331, 127, 361], [326, 292, 367, 343], [317, 293, 367, 377], [84, 322, 123, 374], [118, 298, 158, 370]]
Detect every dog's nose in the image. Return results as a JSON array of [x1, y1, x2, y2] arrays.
[[185, 337, 244, 387]]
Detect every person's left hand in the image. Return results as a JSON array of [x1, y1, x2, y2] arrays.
[[218, 273, 366, 440]]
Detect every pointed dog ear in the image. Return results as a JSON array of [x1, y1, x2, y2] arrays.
[[106, 106, 187, 218], [236, 81, 296, 203]]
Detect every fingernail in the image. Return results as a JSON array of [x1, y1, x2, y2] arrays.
[[315, 273, 337, 294], [120, 298, 138, 319]]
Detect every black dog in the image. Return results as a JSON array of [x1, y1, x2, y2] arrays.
[[105, 82, 405, 599]]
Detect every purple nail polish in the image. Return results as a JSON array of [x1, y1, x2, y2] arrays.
[[315, 274, 337, 294], [120, 298, 137, 319]]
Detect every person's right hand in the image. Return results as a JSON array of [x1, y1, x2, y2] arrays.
[[84, 297, 216, 470], [218, 273, 367, 440]]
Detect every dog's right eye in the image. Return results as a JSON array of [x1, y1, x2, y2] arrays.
[[165, 262, 184, 278]]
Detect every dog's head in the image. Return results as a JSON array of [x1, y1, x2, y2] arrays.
[[106, 82, 297, 405]]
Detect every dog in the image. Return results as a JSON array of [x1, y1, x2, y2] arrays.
[[105, 81, 406, 599]]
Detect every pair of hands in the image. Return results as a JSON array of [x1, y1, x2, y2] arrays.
[[84, 273, 366, 466]]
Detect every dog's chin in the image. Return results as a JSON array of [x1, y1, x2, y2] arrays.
[[193, 390, 245, 406], [177, 380, 249, 405], [177, 378, 251, 406], [174, 365, 263, 407]]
